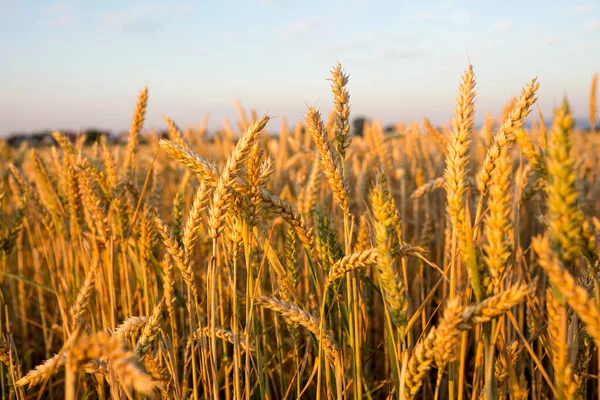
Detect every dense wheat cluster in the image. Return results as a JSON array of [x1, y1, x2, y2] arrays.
[[0, 63, 599, 399]]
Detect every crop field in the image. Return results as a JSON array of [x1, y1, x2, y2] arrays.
[[0, 64, 599, 399]]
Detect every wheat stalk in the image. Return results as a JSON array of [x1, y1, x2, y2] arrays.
[[256, 295, 340, 365]]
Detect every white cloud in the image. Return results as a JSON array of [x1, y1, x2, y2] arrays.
[[452, 10, 471, 25], [444, 39, 505, 61], [319, 29, 416, 57], [384, 47, 429, 60], [320, 36, 428, 63], [545, 35, 562, 46], [413, 8, 471, 25], [571, 3, 595, 14], [280, 16, 329, 38], [99, 2, 192, 34], [321, 38, 370, 53], [493, 19, 513, 32], [583, 19, 600, 30], [222, 31, 239, 43]]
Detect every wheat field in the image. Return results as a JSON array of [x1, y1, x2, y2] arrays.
[[0, 64, 599, 399]]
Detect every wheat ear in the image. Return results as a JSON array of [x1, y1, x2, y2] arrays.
[[255, 295, 340, 365]]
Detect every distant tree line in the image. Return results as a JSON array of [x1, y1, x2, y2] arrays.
[[2, 128, 147, 148], [3, 116, 508, 149]]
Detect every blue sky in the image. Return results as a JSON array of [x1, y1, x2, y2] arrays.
[[0, 0, 598, 135]]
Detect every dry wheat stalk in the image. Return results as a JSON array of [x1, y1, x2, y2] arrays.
[[164, 115, 189, 148], [159, 139, 220, 185], [444, 65, 476, 236], [193, 326, 255, 352], [208, 115, 269, 239], [306, 107, 349, 214], [433, 284, 528, 372], [411, 176, 445, 199], [329, 62, 351, 158], [255, 295, 340, 365], [154, 215, 199, 302], [182, 181, 208, 260], [16, 353, 67, 388], [514, 128, 547, 177], [124, 86, 148, 179], [477, 79, 539, 196], [69, 263, 96, 330], [459, 283, 530, 328], [113, 316, 150, 340], [533, 235, 600, 348], [68, 331, 158, 395], [482, 148, 512, 296], [403, 327, 437, 399], [261, 188, 317, 259], [423, 117, 447, 155], [135, 300, 164, 358], [546, 100, 597, 265], [371, 170, 408, 328], [325, 248, 379, 286]]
